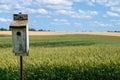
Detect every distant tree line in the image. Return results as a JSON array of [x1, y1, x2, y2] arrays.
[[0, 27, 9, 31], [29, 28, 51, 31], [0, 27, 52, 31], [107, 31, 120, 32]]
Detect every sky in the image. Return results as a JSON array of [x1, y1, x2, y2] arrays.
[[0, 0, 120, 32]]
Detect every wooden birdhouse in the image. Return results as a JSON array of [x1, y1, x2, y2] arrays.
[[10, 12, 29, 56]]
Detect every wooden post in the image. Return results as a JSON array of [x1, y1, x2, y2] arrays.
[[20, 56, 24, 80]]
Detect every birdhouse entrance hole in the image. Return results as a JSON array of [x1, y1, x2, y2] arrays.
[[17, 32, 21, 36]]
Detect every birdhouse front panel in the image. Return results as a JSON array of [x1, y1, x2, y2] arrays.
[[12, 28, 28, 56]]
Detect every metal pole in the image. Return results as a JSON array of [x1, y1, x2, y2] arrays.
[[20, 56, 24, 80]]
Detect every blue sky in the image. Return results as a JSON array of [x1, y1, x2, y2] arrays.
[[0, 0, 120, 31]]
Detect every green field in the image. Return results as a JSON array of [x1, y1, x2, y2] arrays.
[[0, 34, 120, 80]]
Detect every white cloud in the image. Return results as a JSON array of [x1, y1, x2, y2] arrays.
[[25, 8, 36, 13], [111, 19, 120, 22], [78, 9, 98, 15], [92, 21, 113, 27], [11, 0, 32, 6], [56, 9, 98, 19], [72, 0, 95, 6], [36, 0, 72, 10], [106, 1, 119, 7], [74, 22, 82, 26], [46, 4, 72, 10], [0, 0, 32, 13], [21, 8, 49, 15], [37, 9, 48, 14], [43, 0, 72, 6], [0, 0, 11, 3], [106, 11, 120, 17], [95, 0, 107, 4], [0, 4, 9, 10], [0, 17, 11, 23], [0, 4, 10, 13], [72, 0, 120, 9], [110, 19, 120, 26], [54, 19, 67, 22], [86, 0, 120, 7], [111, 7, 120, 13], [36, 15, 51, 18], [56, 10, 67, 14], [91, 0, 95, 3], [73, 0, 83, 2], [52, 19, 70, 25], [1, 0, 120, 14], [13, 4, 24, 10]]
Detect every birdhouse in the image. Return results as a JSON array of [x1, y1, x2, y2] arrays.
[[10, 12, 29, 56]]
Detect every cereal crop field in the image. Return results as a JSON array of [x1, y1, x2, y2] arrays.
[[0, 31, 120, 36], [0, 33, 120, 80]]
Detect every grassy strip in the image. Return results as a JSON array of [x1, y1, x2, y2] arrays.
[[0, 34, 120, 48]]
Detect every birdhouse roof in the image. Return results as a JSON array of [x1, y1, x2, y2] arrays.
[[10, 20, 28, 28]]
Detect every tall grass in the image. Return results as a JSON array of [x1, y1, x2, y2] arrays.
[[0, 34, 120, 80]]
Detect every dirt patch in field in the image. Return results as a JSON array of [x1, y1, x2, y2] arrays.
[[0, 31, 120, 37]]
